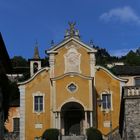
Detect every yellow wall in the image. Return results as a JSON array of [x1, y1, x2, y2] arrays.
[[55, 75, 92, 110], [95, 69, 121, 135], [54, 41, 90, 77], [24, 70, 51, 139]]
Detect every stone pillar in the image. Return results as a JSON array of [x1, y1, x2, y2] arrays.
[[90, 111, 93, 127], [84, 111, 88, 134], [55, 112, 58, 128], [58, 112, 61, 130], [19, 85, 25, 140]]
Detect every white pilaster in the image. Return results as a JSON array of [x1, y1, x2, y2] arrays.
[[89, 80, 93, 110], [49, 54, 55, 78], [19, 85, 25, 140], [90, 53, 96, 77], [58, 112, 61, 130], [84, 111, 88, 134], [90, 111, 93, 127]]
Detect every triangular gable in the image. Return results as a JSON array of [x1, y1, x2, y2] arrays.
[[47, 37, 97, 54]]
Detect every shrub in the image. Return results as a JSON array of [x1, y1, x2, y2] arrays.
[[86, 127, 103, 140], [42, 128, 60, 140]]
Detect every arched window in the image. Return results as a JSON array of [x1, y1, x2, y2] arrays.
[[33, 62, 38, 74]]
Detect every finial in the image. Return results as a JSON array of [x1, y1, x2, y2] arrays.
[[89, 40, 95, 48], [51, 40, 54, 47], [64, 22, 80, 39], [68, 22, 76, 37], [33, 40, 40, 59]]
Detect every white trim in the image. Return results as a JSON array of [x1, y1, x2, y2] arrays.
[[19, 85, 25, 140], [89, 80, 93, 110], [32, 91, 45, 113], [57, 97, 87, 111], [12, 117, 20, 132], [90, 53, 96, 77], [100, 91, 113, 112], [51, 72, 93, 81], [47, 37, 97, 53], [96, 66, 128, 82], [30, 60, 41, 77], [52, 81, 56, 127], [64, 47, 81, 73], [49, 53, 55, 78], [18, 67, 49, 85]]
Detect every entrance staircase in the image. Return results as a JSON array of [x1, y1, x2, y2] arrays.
[[61, 135, 86, 140]]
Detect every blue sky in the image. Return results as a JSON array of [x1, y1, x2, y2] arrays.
[[1, 0, 140, 58]]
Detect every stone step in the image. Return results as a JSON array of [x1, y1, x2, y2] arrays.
[[61, 135, 86, 140]]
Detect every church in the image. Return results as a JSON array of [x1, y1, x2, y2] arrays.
[[18, 23, 127, 140]]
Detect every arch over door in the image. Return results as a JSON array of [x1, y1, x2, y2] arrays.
[[61, 102, 84, 135]]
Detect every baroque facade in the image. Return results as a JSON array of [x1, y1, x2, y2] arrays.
[[18, 23, 127, 140]]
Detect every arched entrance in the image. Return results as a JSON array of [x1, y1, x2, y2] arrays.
[[61, 102, 84, 135]]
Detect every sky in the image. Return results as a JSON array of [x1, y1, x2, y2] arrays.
[[1, 0, 140, 59]]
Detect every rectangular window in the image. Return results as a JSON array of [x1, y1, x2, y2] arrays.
[[34, 96, 43, 112], [13, 118, 19, 132], [102, 94, 111, 110], [135, 78, 140, 86]]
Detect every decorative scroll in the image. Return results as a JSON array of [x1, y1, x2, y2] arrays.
[[64, 47, 81, 73]]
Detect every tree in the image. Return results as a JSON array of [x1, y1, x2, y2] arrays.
[[125, 50, 140, 66], [11, 56, 28, 67], [42, 128, 60, 140], [86, 127, 103, 140]]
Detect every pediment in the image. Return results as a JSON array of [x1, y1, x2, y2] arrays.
[[47, 37, 97, 54]]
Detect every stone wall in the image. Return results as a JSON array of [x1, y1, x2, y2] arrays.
[[123, 86, 140, 140]]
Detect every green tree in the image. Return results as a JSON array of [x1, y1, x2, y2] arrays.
[[86, 127, 103, 140], [125, 50, 140, 66], [42, 128, 60, 140], [11, 56, 28, 67]]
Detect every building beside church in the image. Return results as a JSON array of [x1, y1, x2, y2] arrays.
[[116, 66, 140, 140], [18, 23, 127, 140], [0, 33, 12, 139]]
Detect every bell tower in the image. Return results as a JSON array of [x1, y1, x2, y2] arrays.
[[29, 41, 41, 77]]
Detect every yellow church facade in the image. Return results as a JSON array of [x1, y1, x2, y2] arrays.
[[18, 24, 127, 140]]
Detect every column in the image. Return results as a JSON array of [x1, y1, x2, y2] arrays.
[[84, 111, 88, 134], [55, 112, 58, 128], [58, 112, 61, 130], [90, 111, 93, 127]]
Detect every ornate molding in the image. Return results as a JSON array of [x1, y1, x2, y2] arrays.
[[64, 47, 81, 73]]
